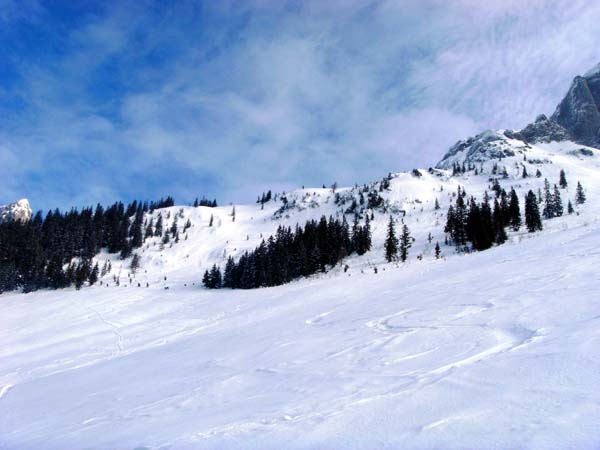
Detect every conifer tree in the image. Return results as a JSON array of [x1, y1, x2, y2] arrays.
[[552, 185, 563, 217], [508, 188, 521, 231], [559, 169, 568, 188], [154, 214, 163, 237], [384, 216, 399, 262], [145, 218, 154, 239], [130, 253, 141, 274], [434, 242, 441, 259], [399, 224, 412, 262], [170, 216, 178, 237], [89, 263, 99, 285], [525, 190, 543, 232], [492, 199, 506, 244], [567, 200, 574, 214], [132, 210, 144, 248], [542, 178, 554, 219], [576, 181, 586, 205]]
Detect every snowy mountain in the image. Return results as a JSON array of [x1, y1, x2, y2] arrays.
[[0, 198, 32, 224], [2, 65, 600, 449]]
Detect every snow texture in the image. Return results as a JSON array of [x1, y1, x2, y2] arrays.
[[0, 199, 32, 224], [1, 138, 600, 449]]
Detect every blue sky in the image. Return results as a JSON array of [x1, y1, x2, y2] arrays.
[[1, 0, 599, 211]]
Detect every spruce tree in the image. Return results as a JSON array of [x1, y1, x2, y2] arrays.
[[552, 185, 563, 217], [576, 182, 586, 205], [542, 178, 554, 219], [145, 218, 154, 239], [89, 263, 99, 285], [434, 242, 441, 259], [399, 224, 412, 262], [130, 253, 141, 274], [508, 188, 521, 231], [492, 199, 507, 244], [384, 216, 399, 262], [567, 200, 574, 214], [154, 214, 163, 237], [559, 169, 568, 188], [525, 191, 543, 232]]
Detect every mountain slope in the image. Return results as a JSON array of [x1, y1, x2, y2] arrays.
[[1, 204, 600, 449], [3, 64, 600, 449]]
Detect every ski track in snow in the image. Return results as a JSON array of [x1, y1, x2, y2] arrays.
[[2, 139, 600, 449]]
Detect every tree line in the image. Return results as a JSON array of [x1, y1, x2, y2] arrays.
[[0, 197, 174, 293], [203, 215, 372, 289], [444, 174, 586, 252]]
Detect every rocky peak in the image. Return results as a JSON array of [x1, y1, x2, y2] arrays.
[[0, 199, 33, 224], [514, 114, 572, 144], [436, 130, 518, 169], [551, 65, 600, 148]]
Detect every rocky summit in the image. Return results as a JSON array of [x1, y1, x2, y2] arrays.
[[551, 65, 600, 148], [0, 199, 32, 224]]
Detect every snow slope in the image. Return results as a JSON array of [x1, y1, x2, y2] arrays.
[[2, 136, 600, 449]]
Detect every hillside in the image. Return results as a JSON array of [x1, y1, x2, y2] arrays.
[[2, 65, 600, 449], [2, 187, 600, 449]]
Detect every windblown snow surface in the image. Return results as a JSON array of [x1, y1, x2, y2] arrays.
[[2, 137, 600, 449]]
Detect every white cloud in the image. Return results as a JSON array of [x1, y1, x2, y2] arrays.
[[1, 0, 600, 209]]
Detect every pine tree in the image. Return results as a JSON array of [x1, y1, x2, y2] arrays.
[[525, 191, 543, 232], [223, 256, 235, 288], [145, 218, 154, 239], [559, 169, 568, 188], [384, 216, 399, 262], [154, 214, 163, 237], [522, 166, 528, 178], [567, 200, 574, 214], [576, 181, 586, 205], [130, 253, 141, 274], [89, 262, 99, 285], [132, 210, 144, 248], [434, 198, 440, 210], [552, 185, 563, 217], [542, 178, 554, 219], [434, 242, 441, 259], [492, 199, 507, 245], [399, 224, 412, 262], [508, 188, 521, 231], [209, 264, 222, 288], [170, 216, 178, 237]]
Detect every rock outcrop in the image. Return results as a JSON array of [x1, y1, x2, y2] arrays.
[[551, 66, 600, 148], [436, 130, 518, 169], [0, 199, 32, 224], [515, 114, 572, 144]]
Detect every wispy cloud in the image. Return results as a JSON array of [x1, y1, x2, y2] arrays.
[[1, 0, 599, 210]]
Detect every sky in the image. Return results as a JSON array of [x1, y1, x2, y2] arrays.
[[1, 0, 600, 211]]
